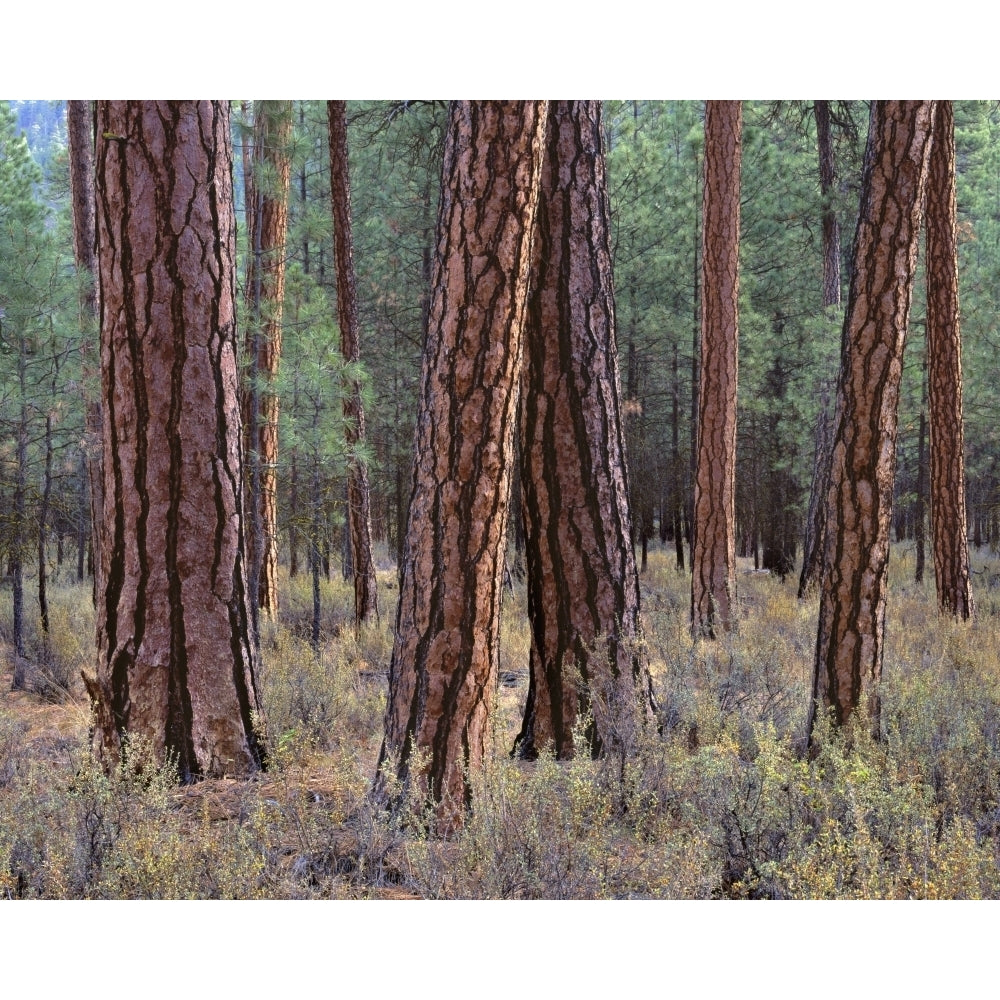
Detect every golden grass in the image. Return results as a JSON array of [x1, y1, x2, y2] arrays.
[[3, 541, 1000, 898]]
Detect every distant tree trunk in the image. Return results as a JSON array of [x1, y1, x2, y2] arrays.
[[243, 101, 292, 622], [692, 100, 741, 638], [510, 440, 526, 579], [515, 101, 654, 762], [809, 101, 935, 743], [672, 340, 685, 571], [10, 379, 27, 691], [288, 396, 300, 578], [925, 100, 974, 619], [914, 362, 927, 584], [376, 101, 548, 820], [341, 480, 354, 581], [37, 413, 53, 638], [77, 451, 88, 583], [688, 156, 700, 555], [310, 459, 322, 654], [88, 101, 265, 780], [799, 102, 843, 599], [67, 100, 104, 605], [815, 100, 842, 310], [328, 100, 379, 629], [798, 379, 835, 597]]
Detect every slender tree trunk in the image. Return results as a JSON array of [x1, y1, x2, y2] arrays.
[[809, 101, 936, 743], [914, 360, 927, 584], [510, 436, 526, 579], [692, 101, 741, 638], [328, 100, 379, 629], [67, 100, 104, 607], [88, 101, 265, 780], [688, 154, 700, 555], [37, 414, 53, 638], [925, 100, 974, 619], [672, 340, 685, 570], [11, 381, 27, 690], [243, 101, 292, 622], [311, 457, 322, 655], [341, 480, 353, 581], [799, 380, 835, 597], [799, 102, 844, 597], [289, 401, 300, 578], [376, 101, 548, 820], [77, 451, 88, 583], [240, 105, 263, 643], [815, 100, 842, 310], [515, 101, 654, 762]]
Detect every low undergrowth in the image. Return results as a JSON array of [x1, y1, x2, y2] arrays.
[[2, 546, 1000, 898]]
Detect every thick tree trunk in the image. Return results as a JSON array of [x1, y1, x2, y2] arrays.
[[376, 101, 548, 820], [243, 101, 291, 621], [925, 100, 974, 619], [328, 100, 379, 629], [809, 101, 935, 743], [692, 101, 741, 638], [515, 101, 654, 762], [67, 100, 104, 605], [89, 101, 265, 780]]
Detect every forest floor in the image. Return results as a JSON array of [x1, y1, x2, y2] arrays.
[[3, 542, 1000, 898]]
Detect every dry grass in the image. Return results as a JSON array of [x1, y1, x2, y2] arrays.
[[2, 542, 1000, 898]]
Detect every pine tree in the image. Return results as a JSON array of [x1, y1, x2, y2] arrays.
[[242, 100, 292, 622], [88, 101, 264, 778], [376, 100, 548, 820], [691, 100, 742, 637], [66, 100, 103, 601], [809, 101, 936, 742], [0, 103, 70, 690], [515, 100, 653, 760], [328, 100, 379, 629], [925, 100, 974, 619]]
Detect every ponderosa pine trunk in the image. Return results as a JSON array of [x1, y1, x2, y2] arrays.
[[514, 100, 653, 761], [691, 100, 741, 638], [925, 99, 974, 620], [809, 101, 936, 743], [376, 100, 548, 820], [242, 101, 291, 622], [67, 100, 104, 598], [88, 101, 265, 780], [328, 100, 379, 629]]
